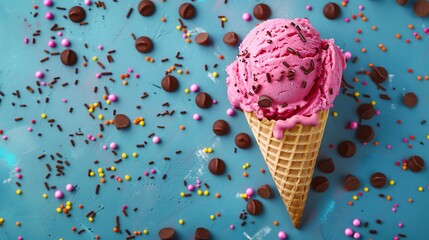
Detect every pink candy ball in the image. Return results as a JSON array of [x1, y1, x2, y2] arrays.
[[152, 136, 161, 144], [353, 232, 361, 239], [151, 169, 156, 174], [226, 108, 235, 116], [344, 228, 353, 236], [108, 94, 117, 102], [190, 84, 199, 92], [134, 73, 140, 78], [230, 224, 235, 229], [306, 5, 312, 11], [96, 73, 102, 78], [45, 12, 54, 20], [15, 167, 21, 172], [48, 40, 56, 48], [35, 71, 44, 79], [193, 114, 201, 120], [242, 12, 251, 21], [352, 218, 361, 226], [61, 38, 70, 47], [16, 174, 23, 179], [398, 222, 403, 228], [277, 231, 287, 239], [2, 136, 8, 140], [128, 68, 133, 73], [245, 188, 254, 196], [187, 184, 195, 191], [54, 190, 63, 199], [98, 45, 103, 50], [344, 51, 352, 60], [144, 171, 149, 176], [84, 0, 92, 5], [24, 37, 29, 44], [57, 31, 63, 37], [44, 0, 53, 6], [66, 184, 74, 192], [109, 142, 118, 149], [349, 121, 358, 129], [17, 236, 23, 240], [102, 145, 107, 150]]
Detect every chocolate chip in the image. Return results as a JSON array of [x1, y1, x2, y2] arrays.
[[60, 49, 78, 66], [257, 184, 272, 199], [253, 3, 271, 20], [208, 158, 226, 175], [223, 32, 239, 46], [403, 92, 418, 108], [135, 36, 153, 53], [344, 174, 360, 191], [114, 114, 131, 130], [357, 103, 376, 120], [355, 125, 375, 142], [161, 75, 179, 92], [235, 133, 251, 149], [337, 141, 356, 158], [317, 158, 335, 174], [370, 66, 388, 83], [212, 119, 230, 136], [323, 2, 341, 20], [179, 3, 196, 19], [407, 155, 424, 172], [246, 199, 263, 215], [311, 176, 329, 192], [370, 172, 387, 188], [194, 227, 211, 240], [158, 227, 175, 240], [69, 6, 86, 23], [258, 95, 273, 108], [396, 0, 409, 5], [195, 92, 213, 108], [414, 0, 429, 17], [138, 0, 156, 16], [195, 33, 210, 46]]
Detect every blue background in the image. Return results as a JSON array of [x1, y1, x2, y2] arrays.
[[0, 0, 428, 239]]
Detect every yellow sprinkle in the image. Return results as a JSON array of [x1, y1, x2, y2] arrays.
[[177, 69, 183, 74], [111, 166, 116, 171], [43, 194, 48, 199], [180, 192, 185, 197], [124, 175, 131, 181], [354, 92, 360, 97], [197, 190, 203, 196], [98, 114, 104, 120], [88, 217, 94, 222], [132, 152, 138, 157], [178, 219, 184, 225], [89, 171, 95, 177], [65, 205, 71, 210], [106, 100, 111, 104], [418, 186, 424, 192], [0, 218, 4, 223], [99, 173, 104, 178], [210, 215, 215, 220], [176, 25, 182, 30], [203, 190, 209, 196], [66, 201, 72, 206], [88, 108, 94, 113], [93, 102, 99, 107], [203, 148, 208, 153], [426, 134, 429, 140], [56, 208, 62, 213], [242, 165, 247, 170], [139, 121, 145, 126], [143, 229, 148, 234], [41, 113, 47, 119], [16, 189, 22, 195], [97, 168, 103, 173], [389, 180, 395, 186], [245, 163, 250, 167], [92, 56, 98, 61], [352, 195, 358, 200], [184, 89, 190, 94], [242, 193, 248, 199], [213, 72, 219, 78], [363, 187, 369, 192], [371, 101, 376, 106], [332, 112, 338, 117], [122, 153, 128, 158], [221, 17, 227, 22], [207, 148, 213, 153], [186, 32, 191, 37]]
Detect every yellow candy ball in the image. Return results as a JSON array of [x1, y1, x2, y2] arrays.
[[140, 121, 145, 126], [180, 192, 185, 197], [92, 56, 98, 61], [132, 152, 138, 157], [88, 217, 94, 222], [210, 215, 215, 220], [43, 194, 48, 199], [203, 190, 209, 196], [177, 69, 183, 74], [178, 219, 184, 225], [143, 229, 148, 234], [213, 72, 218, 78], [90, 172, 95, 177], [125, 175, 131, 181], [197, 190, 203, 196], [56, 208, 62, 213], [122, 153, 128, 158], [97, 168, 103, 173], [184, 89, 190, 94], [41, 113, 47, 119], [16, 189, 22, 195], [111, 166, 116, 171], [98, 114, 103, 120]]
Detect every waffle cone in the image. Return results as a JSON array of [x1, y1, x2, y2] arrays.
[[244, 110, 329, 228]]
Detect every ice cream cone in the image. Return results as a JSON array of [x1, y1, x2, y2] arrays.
[[244, 110, 329, 228]]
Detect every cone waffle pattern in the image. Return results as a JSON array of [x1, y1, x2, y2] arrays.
[[244, 110, 329, 228]]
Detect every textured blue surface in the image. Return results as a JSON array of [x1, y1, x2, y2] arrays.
[[0, 0, 429, 239]]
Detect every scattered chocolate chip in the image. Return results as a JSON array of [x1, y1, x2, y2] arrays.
[[370, 172, 387, 188], [223, 32, 239, 46], [208, 158, 226, 175], [344, 174, 360, 191], [212, 119, 230, 136], [135, 36, 154, 53], [195, 33, 210, 45], [246, 199, 263, 215], [323, 2, 341, 20], [337, 141, 356, 158], [357, 103, 376, 120], [179, 3, 196, 19], [257, 184, 272, 199], [138, 0, 156, 16], [311, 176, 329, 192], [414, 0, 429, 17], [158, 227, 175, 240], [258, 95, 273, 108], [355, 125, 375, 142], [60, 49, 78, 66], [235, 133, 252, 149], [195, 227, 211, 240], [253, 3, 271, 20], [195, 92, 213, 108], [114, 114, 131, 130], [318, 158, 335, 174], [403, 92, 418, 108], [396, 0, 409, 5], [370, 66, 388, 83], [407, 155, 424, 172], [69, 6, 86, 23], [161, 75, 179, 92]]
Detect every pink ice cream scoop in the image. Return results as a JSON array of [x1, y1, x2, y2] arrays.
[[226, 18, 346, 139]]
